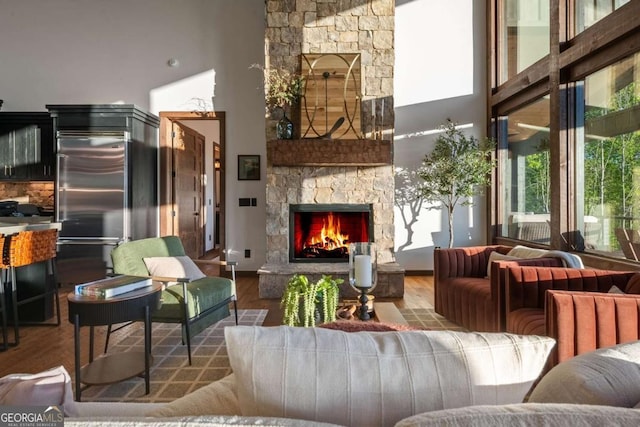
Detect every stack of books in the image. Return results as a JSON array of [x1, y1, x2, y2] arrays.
[[74, 275, 153, 298]]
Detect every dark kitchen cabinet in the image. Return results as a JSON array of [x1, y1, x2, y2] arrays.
[[0, 113, 55, 181]]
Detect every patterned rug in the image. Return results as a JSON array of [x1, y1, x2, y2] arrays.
[[81, 310, 267, 403], [399, 307, 467, 331], [81, 306, 461, 403]]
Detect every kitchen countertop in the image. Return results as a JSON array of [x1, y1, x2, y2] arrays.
[[0, 216, 53, 224], [0, 221, 61, 234]]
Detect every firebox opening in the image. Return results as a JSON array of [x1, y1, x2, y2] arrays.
[[289, 204, 373, 263]]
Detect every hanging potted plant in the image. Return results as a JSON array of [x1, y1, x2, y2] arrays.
[[281, 274, 342, 327]]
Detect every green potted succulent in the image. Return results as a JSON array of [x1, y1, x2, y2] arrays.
[[281, 274, 342, 327]]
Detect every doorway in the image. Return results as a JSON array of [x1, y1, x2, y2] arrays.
[[159, 111, 226, 274]]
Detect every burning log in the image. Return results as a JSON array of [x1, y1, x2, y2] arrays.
[[300, 246, 348, 259]]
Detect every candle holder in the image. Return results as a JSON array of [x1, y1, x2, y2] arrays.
[[348, 242, 377, 320]]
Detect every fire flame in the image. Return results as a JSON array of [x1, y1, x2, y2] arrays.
[[306, 213, 349, 250]]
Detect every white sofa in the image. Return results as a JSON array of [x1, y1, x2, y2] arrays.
[[4, 326, 640, 426]]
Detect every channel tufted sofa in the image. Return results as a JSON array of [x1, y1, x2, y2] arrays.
[[504, 265, 640, 365], [433, 245, 564, 331]]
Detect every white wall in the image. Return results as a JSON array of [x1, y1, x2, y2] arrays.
[[0, 0, 488, 273], [394, 0, 488, 270], [0, 0, 266, 270]]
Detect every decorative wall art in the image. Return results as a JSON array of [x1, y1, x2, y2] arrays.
[[300, 53, 363, 140], [238, 155, 261, 180]]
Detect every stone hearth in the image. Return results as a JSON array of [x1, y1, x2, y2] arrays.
[[258, 262, 405, 299]]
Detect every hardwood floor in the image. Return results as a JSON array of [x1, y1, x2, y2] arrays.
[[0, 274, 434, 378]]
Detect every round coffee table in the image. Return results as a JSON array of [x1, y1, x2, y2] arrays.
[[67, 282, 162, 401]]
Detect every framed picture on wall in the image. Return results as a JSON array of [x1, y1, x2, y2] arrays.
[[238, 155, 260, 180]]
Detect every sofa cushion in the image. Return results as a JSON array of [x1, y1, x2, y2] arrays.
[[626, 273, 640, 294], [225, 326, 555, 427], [0, 366, 75, 415], [528, 340, 640, 407], [394, 403, 640, 427], [147, 374, 241, 417], [506, 308, 545, 336], [143, 256, 206, 284]]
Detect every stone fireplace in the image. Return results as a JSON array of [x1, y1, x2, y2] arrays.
[[258, 140, 404, 298], [258, 0, 403, 298]]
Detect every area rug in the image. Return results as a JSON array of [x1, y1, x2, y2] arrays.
[[399, 306, 467, 331], [80, 309, 267, 403]]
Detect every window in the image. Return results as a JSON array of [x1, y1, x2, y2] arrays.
[[575, 0, 630, 34], [501, 96, 551, 244], [498, 0, 549, 84], [578, 53, 640, 259], [491, 0, 640, 266]]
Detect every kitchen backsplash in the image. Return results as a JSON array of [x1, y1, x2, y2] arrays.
[[0, 182, 54, 209]]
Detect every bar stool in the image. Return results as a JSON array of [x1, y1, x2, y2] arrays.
[[1, 228, 60, 345]]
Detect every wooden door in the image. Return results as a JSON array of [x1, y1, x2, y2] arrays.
[[172, 121, 204, 258]]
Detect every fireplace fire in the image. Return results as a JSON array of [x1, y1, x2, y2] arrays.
[[290, 204, 372, 262]]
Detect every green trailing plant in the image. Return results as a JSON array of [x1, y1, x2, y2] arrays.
[[418, 119, 496, 248], [281, 274, 342, 327]]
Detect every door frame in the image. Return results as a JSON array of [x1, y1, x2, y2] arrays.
[[159, 111, 227, 273]]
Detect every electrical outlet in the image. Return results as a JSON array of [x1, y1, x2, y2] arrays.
[[244, 249, 251, 258]]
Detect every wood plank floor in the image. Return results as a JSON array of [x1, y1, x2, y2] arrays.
[[0, 274, 434, 378]]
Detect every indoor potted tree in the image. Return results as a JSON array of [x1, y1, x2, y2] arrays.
[[418, 119, 496, 248], [281, 274, 342, 327]]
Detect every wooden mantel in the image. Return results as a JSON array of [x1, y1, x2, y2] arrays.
[[267, 139, 393, 167]]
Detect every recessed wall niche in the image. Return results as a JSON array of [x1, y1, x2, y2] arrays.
[[300, 53, 363, 140]]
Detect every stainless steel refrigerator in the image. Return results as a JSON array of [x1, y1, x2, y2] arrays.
[[50, 104, 159, 284], [56, 130, 127, 255]]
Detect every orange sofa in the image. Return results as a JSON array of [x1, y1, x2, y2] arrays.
[[433, 245, 563, 332], [504, 265, 640, 365]]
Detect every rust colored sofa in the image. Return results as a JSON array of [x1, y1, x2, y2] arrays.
[[504, 265, 640, 365], [433, 245, 564, 332]]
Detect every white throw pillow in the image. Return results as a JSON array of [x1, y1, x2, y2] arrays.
[[0, 366, 76, 416], [507, 245, 549, 259], [486, 251, 520, 279], [225, 326, 555, 427], [528, 340, 640, 407], [143, 256, 206, 284]]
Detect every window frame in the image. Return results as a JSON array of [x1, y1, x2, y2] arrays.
[[489, 0, 640, 265]]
